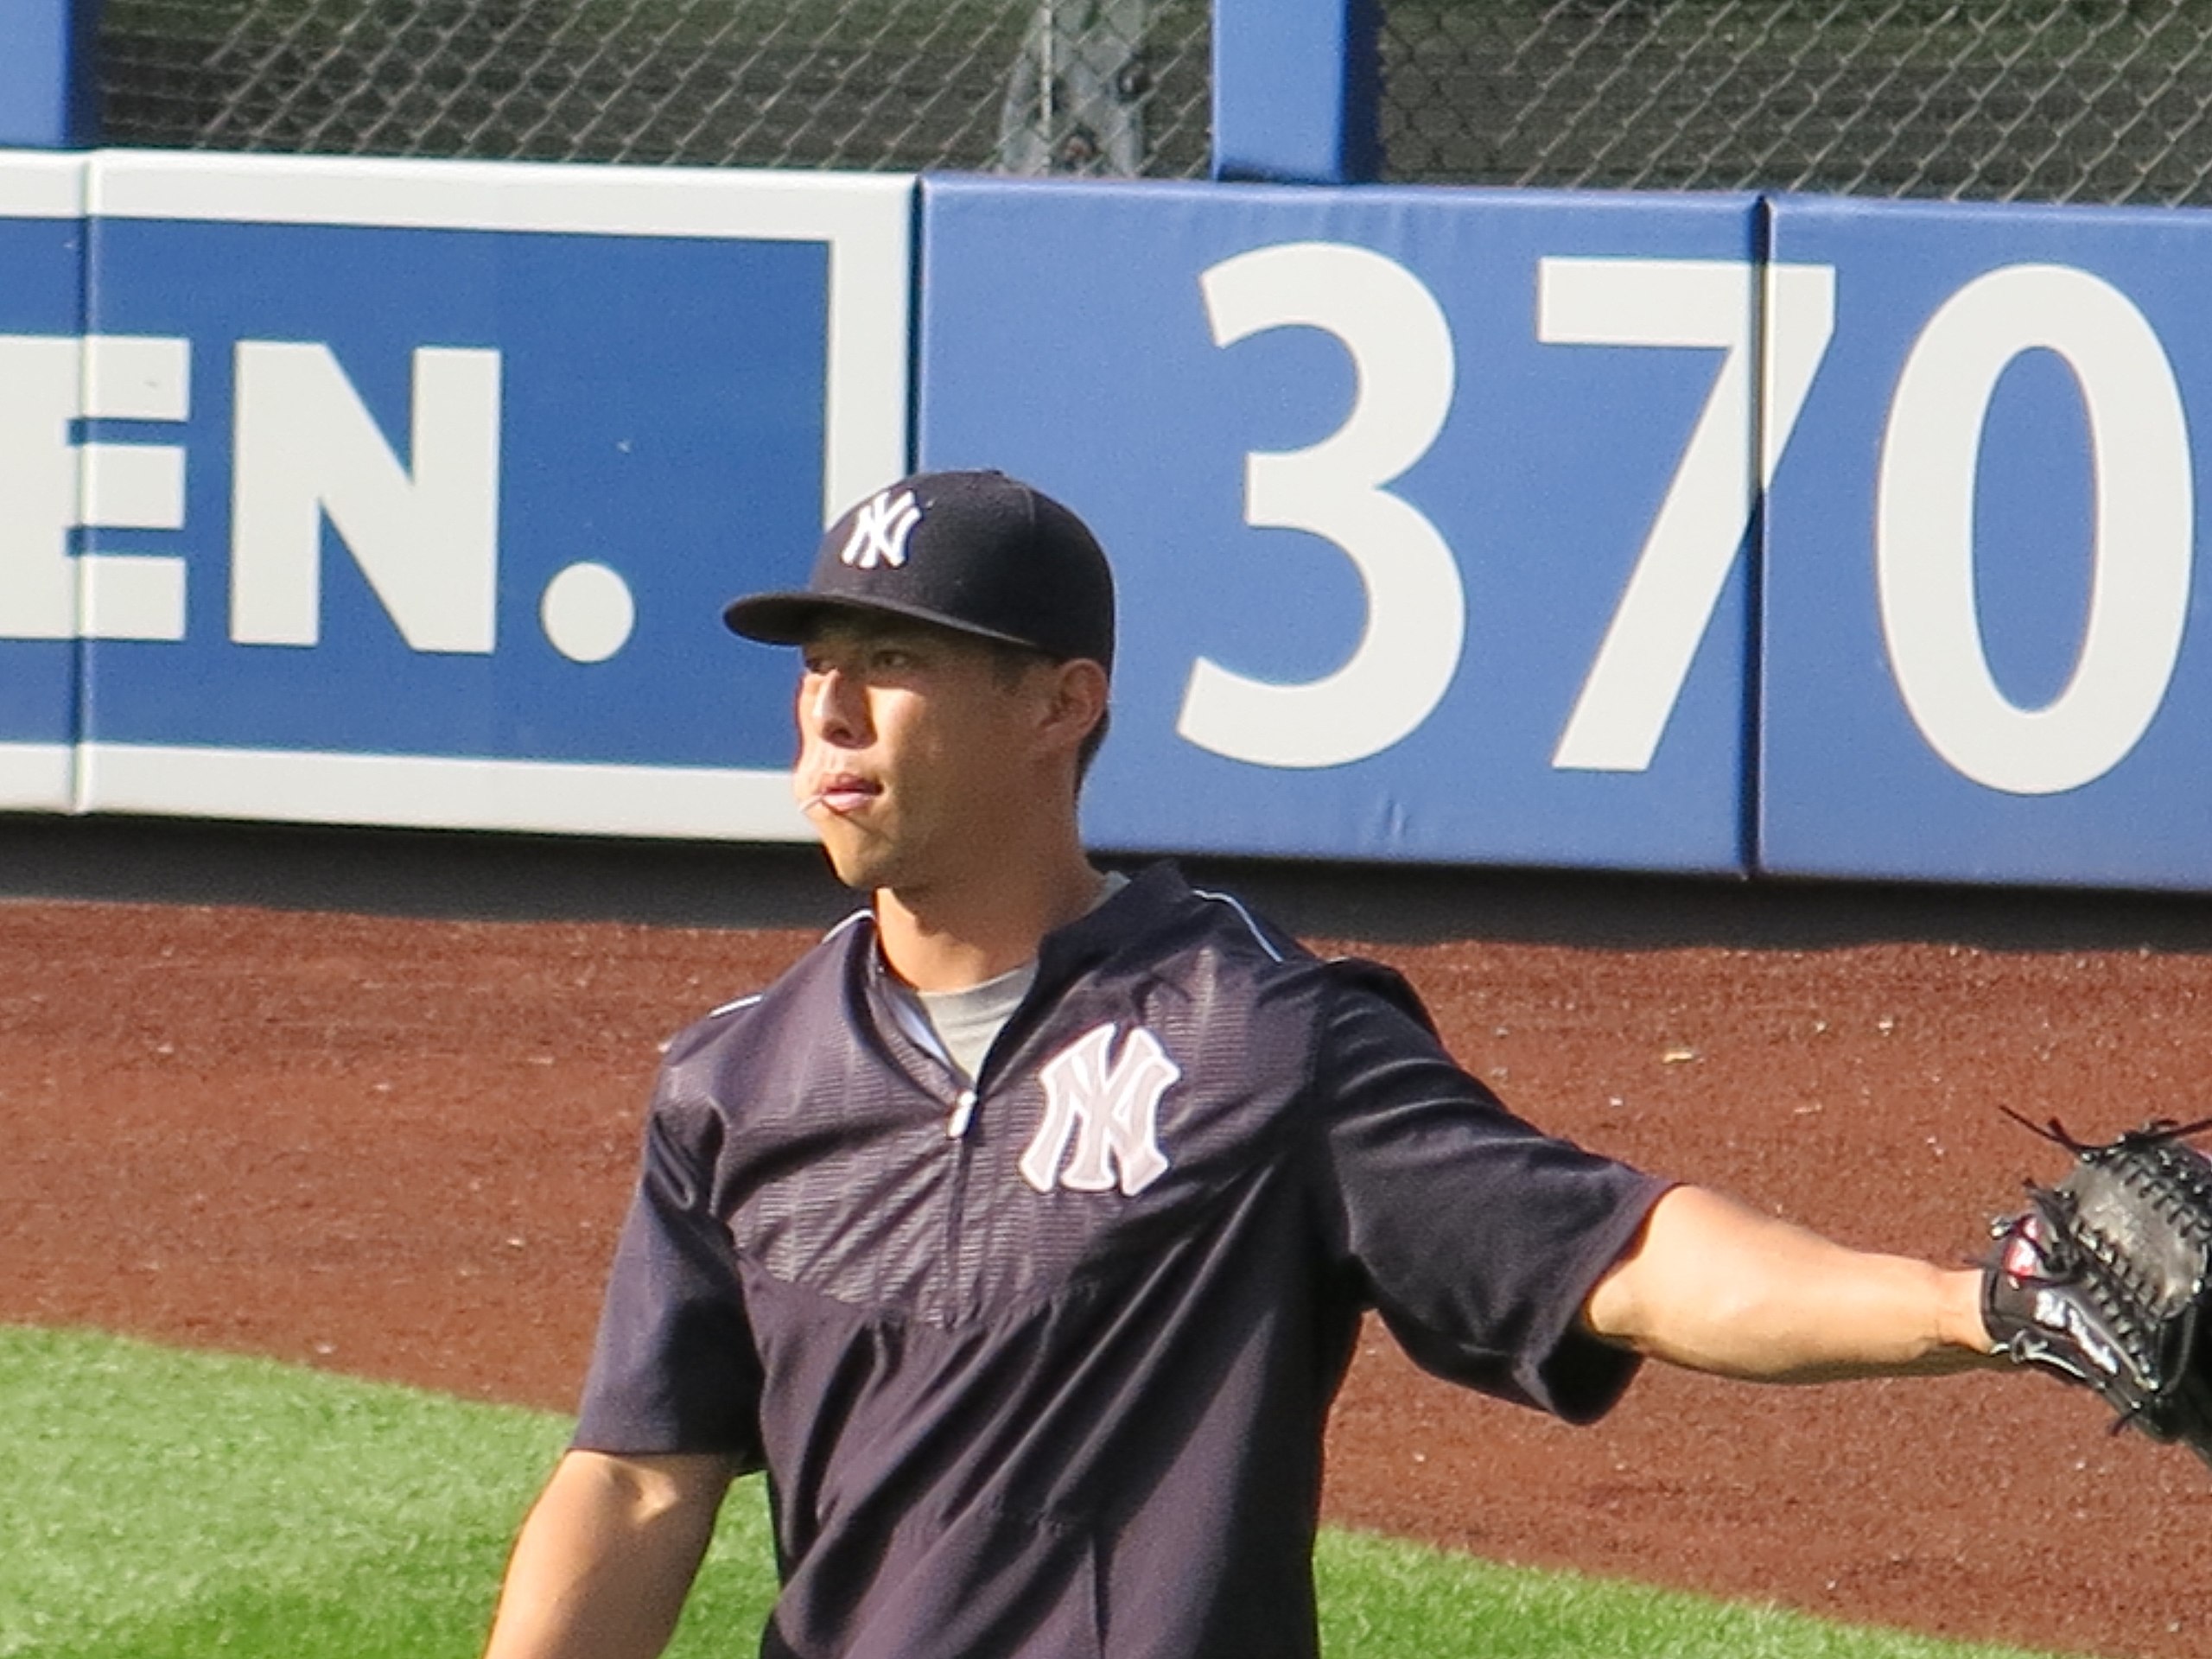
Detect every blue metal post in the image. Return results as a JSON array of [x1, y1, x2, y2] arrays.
[[1211, 0, 1381, 185], [1, 0, 100, 147]]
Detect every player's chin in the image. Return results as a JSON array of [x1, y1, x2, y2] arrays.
[[816, 825, 898, 893]]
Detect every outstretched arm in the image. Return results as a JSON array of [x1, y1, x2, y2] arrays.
[[483, 1449, 738, 1659], [1582, 1185, 1998, 1382]]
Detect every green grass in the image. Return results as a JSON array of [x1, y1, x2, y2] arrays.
[[1313, 1532, 2056, 1659], [1, 1324, 2063, 1659], [0, 1325, 777, 1658]]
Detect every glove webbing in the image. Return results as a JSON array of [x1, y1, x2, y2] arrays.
[[2004, 1112, 2212, 1432]]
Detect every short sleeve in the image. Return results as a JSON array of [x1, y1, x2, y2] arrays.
[[1314, 966, 1672, 1423], [571, 1099, 766, 1464]]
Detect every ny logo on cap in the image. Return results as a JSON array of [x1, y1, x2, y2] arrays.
[[840, 487, 922, 571], [1020, 1023, 1180, 1198]]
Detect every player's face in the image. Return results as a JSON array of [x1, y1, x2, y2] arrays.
[[792, 616, 1053, 894]]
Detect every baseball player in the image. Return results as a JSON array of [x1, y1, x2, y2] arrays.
[[483, 469, 2007, 1659]]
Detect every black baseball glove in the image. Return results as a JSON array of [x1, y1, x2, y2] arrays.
[[1982, 1113, 2212, 1468]]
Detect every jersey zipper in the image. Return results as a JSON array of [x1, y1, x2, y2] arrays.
[[944, 1082, 979, 1313], [933, 988, 1048, 1315], [891, 1012, 977, 1289]]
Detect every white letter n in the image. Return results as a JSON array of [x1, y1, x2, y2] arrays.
[[230, 341, 500, 652]]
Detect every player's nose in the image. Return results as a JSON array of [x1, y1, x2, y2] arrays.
[[802, 666, 870, 747]]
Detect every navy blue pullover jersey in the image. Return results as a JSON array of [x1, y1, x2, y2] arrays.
[[574, 865, 1669, 1658]]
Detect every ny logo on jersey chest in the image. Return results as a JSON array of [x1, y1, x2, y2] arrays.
[[1020, 1023, 1181, 1197]]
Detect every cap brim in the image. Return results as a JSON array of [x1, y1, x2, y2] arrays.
[[722, 591, 1050, 655], [721, 591, 834, 645]]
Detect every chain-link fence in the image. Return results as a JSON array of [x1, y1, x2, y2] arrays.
[[95, 0, 2212, 204], [97, 0, 1211, 176], [1384, 0, 2212, 207]]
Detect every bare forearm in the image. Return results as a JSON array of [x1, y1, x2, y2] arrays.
[[483, 1451, 734, 1659], [1584, 1185, 1997, 1383]]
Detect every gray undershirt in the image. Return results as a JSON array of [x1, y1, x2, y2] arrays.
[[902, 871, 1130, 1081], [915, 963, 1036, 1083]]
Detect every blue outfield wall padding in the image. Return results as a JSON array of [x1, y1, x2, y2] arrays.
[[27, 138, 2212, 893], [1759, 193, 2212, 893], [51, 152, 914, 841], [1211, 0, 1381, 185], [0, 0, 99, 148], [0, 152, 90, 810], [918, 175, 1761, 876]]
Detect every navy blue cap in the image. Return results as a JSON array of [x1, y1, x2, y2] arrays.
[[723, 470, 1116, 673]]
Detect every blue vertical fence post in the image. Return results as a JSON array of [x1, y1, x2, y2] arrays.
[[1, 0, 100, 147], [1211, 0, 1381, 184]]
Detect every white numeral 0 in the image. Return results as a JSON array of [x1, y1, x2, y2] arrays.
[[1878, 264, 2192, 796], [1179, 243, 1464, 769]]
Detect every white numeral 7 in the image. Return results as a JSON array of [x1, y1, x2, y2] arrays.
[[1540, 257, 1834, 772]]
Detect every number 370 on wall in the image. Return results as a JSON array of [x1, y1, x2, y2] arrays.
[[1181, 242, 2192, 802]]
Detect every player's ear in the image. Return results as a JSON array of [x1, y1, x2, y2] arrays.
[[1037, 658, 1109, 760]]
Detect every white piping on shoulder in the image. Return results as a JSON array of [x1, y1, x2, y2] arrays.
[[703, 910, 868, 1018], [1192, 887, 1285, 963]]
